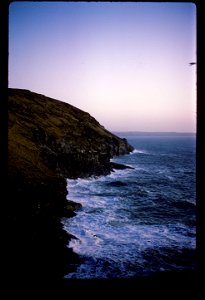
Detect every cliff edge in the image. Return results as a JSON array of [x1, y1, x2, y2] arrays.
[[7, 88, 134, 282]]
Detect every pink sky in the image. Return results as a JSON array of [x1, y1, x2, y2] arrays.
[[9, 2, 196, 132]]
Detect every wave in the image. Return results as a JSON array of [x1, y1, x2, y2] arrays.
[[64, 135, 196, 279], [63, 222, 196, 279], [131, 148, 148, 155], [67, 167, 135, 189], [66, 222, 196, 253]]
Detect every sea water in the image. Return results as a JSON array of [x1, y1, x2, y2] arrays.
[[62, 134, 196, 278]]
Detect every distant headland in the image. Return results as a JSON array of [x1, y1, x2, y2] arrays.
[[114, 131, 196, 136]]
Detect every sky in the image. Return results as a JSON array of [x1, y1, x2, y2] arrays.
[[9, 2, 196, 132]]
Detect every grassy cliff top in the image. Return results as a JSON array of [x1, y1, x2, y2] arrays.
[[8, 88, 133, 182], [7, 88, 134, 281]]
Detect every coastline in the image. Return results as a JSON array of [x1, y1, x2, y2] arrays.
[[7, 88, 134, 284]]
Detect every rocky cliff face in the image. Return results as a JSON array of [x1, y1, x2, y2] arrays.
[[7, 88, 134, 282], [8, 88, 133, 179]]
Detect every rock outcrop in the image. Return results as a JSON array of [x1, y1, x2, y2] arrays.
[[7, 88, 134, 283]]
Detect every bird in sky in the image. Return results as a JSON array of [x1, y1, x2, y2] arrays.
[[189, 62, 196, 66]]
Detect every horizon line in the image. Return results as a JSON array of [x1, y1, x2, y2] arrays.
[[112, 131, 196, 134]]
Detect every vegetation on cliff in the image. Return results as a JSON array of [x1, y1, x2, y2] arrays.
[[8, 88, 133, 178], [7, 88, 134, 282]]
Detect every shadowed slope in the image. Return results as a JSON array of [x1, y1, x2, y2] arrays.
[[7, 88, 134, 283]]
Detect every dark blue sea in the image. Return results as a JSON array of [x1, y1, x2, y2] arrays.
[[63, 134, 196, 279]]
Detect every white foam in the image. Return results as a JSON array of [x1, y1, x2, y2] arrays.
[[65, 176, 195, 259], [131, 148, 148, 155], [64, 220, 195, 278], [66, 167, 135, 191], [63, 138, 196, 279]]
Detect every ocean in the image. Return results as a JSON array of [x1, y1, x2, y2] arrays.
[[62, 133, 196, 279]]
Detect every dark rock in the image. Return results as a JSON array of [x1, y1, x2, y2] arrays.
[[111, 162, 134, 170], [7, 88, 134, 283], [63, 200, 82, 217]]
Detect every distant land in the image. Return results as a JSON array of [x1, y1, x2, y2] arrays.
[[113, 131, 196, 136]]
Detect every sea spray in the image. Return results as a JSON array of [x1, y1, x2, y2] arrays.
[[63, 135, 196, 278]]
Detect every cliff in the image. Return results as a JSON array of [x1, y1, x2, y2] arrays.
[[8, 88, 133, 179], [7, 88, 134, 283]]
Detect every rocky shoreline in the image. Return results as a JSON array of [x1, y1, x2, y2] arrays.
[[7, 88, 134, 283]]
